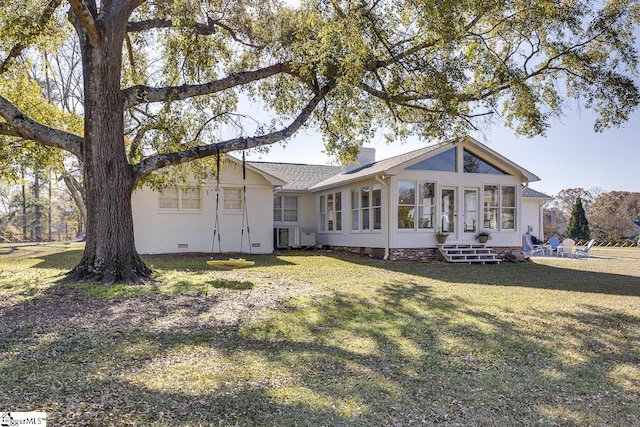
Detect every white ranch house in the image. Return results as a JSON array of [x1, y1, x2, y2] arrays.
[[132, 136, 550, 260]]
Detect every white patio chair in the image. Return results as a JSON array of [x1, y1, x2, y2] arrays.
[[574, 239, 595, 258], [557, 238, 575, 258], [523, 234, 545, 256]]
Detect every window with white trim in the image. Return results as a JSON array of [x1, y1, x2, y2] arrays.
[[483, 185, 516, 230], [224, 188, 242, 211], [501, 186, 516, 230], [159, 186, 201, 211], [398, 181, 435, 230], [274, 195, 298, 223], [319, 192, 341, 231], [351, 184, 381, 231]]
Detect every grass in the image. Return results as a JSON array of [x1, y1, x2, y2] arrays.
[[0, 243, 639, 426]]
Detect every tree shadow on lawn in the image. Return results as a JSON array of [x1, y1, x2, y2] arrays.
[[0, 279, 637, 425], [28, 250, 297, 272], [335, 254, 640, 297]]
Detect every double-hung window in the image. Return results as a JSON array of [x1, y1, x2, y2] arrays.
[[398, 181, 435, 230], [351, 185, 381, 231], [274, 195, 298, 223], [159, 186, 201, 211], [319, 192, 341, 231], [224, 188, 242, 211], [483, 185, 516, 230]]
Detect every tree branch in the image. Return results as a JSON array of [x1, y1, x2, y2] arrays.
[[67, 0, 100, 44], [127, 18, 215, 35], [0, 0, 63, 75], [122, 63, 291, 108], [0, 96, 83, 158], [132, 84, 333, 183]]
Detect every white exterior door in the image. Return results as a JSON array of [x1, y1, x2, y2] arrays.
[[463, 188, 479, 241], [441, 187, 457, 240]]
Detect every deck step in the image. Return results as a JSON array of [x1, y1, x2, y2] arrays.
[[437, 243, 502, 264]]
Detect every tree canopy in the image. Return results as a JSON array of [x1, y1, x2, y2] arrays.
[[1, 0, 639, 283]]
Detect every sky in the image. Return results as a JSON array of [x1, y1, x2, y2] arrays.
[[241, 0, 640, 199], [244, 104, 640, 198]]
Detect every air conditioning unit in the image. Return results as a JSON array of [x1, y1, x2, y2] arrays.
[[275, 227, 316, 249], [298, 227, 316, 247], [275, 227, 292, 249]]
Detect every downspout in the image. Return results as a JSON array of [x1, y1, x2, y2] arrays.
[[375, 175, 390, 260]]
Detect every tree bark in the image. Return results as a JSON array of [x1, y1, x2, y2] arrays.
[[66, 9, 150, 284]]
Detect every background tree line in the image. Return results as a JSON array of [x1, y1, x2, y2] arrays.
[[0, 170, 83, 243], [546, 188, 640, 242]]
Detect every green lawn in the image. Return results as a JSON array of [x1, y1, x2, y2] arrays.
[[1, 243, 639, 426]]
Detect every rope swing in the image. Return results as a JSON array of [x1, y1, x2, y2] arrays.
[[207, 145, 254, 269]]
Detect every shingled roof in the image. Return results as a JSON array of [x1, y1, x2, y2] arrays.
[[250, 136, 542, 192], [248, 162, 342, 191], [522, 187, 552, 199], [309, 143, 448, 191]]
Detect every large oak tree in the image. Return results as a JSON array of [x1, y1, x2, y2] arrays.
[[1, 0, 639, 283]]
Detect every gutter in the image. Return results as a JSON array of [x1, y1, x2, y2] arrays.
[[375, 174, 390, 260]]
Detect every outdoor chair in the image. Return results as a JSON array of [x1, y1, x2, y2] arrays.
[[574, 239, 595, 258], [545, 236, 560, 256], [557, 238, 575, 258], [522, 234, 545, 256]]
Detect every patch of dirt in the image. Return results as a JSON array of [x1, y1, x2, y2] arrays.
[[0, 272, 319, 340]]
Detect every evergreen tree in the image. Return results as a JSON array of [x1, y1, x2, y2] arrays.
[[566, 196, 591, 240]]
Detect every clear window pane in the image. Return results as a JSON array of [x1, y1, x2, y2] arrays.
[[361, 186, 370, 208], [501, 208, 516, 229], [351, 210, 359, 230], [398, 181, 415, 205], [406, 148, 456, 172], [224, 188, 242, 210], [398, 206, 414, 229], [159, 187, 179, 209], [502, 186, 516, 207], [181, 187, 201, 210], [362, 208, 370, 230], [463, 150, 506, 174]]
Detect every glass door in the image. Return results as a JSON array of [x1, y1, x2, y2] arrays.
[[463, 188, 478, 241], [440, 187, 457, 239]]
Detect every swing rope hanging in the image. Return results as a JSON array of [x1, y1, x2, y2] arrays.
[[207, 145, 255, 269]]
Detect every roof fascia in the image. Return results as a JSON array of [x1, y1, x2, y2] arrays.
[[227, 155, 287, 186]]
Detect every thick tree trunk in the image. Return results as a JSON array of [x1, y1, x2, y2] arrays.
[[66, 13, 151, 284]]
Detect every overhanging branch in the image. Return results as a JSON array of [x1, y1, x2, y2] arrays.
[[131, 84, 333, 183], [0, 0, 63, 75], [122, 63, 291, 109], [0, 95, 83, 158]]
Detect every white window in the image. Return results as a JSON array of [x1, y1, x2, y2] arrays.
[[351, 184, 381, 231], [224, 188, 242, 211], [501, 186, 516, 230], [320, 192, 342, 232], [483, 185, 516, 230], [274, 195, 298, 222], [398, 181, 435, 230], [159, 186, 201, 211], [159, 187, 179, 209]]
